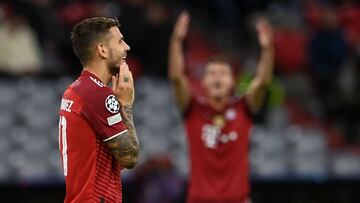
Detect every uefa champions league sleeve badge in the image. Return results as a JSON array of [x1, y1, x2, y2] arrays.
[[105, 95, 120, 114]]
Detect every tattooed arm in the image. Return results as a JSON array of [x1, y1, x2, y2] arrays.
[[105, 105, 139, 169], [106, 63, 139, 169]]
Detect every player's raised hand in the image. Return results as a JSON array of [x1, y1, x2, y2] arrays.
[[171, 11, 190, 42], [256, 18, 273, 50], [112, 63, 134, 106]]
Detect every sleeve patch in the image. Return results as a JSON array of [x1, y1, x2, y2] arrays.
[[105, 95, 120, 113], [107, 113, 122, 125]]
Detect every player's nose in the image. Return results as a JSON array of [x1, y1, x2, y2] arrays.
[[123, 41, 130, 52]]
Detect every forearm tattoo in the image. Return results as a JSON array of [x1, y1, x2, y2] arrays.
[[122, 105, 134, 123], [121, 105, 138, 144], [106, 105, 139, 169]]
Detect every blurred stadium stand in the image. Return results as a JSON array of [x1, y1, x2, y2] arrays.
[[0, 0, 359, 202]]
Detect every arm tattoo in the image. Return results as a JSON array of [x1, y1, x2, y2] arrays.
[[121, 105, 138, 144], [106, 105, 139, 169]]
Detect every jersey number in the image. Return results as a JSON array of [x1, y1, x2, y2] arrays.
[[59, 116, 68, 176]]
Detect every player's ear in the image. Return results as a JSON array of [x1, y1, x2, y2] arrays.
[[96, 44, 109, 59]]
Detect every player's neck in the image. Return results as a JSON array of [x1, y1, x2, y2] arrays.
[[83, 61, 112, 85], [208, 96, 229, 111]]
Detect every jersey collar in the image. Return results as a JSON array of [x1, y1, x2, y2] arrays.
[[81, 70, 106, 87]]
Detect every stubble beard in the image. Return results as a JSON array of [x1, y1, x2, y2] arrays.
[[108, 49, 120, 76], [209, 89, 231, 104], [109, 63, 119, 76]]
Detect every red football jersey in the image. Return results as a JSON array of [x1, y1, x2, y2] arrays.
[[58, 71, 128, 203], [184, 96, 253, 202]]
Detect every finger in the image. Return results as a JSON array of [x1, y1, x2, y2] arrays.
[[119, 63, 126, 84], [128, 71, 135, 98], [128, 71, 134, 86], [256, 18, 272, 33], [111, 75, 118, 92], [256, 21, 265, 33], [175, 11, 189, 28], [180, 11, 190, 22], [123, 63, 129, 73], [121, 62, 129, 75], [177, 11, 186, 22], [118, 62, 123, 76], [122, 64, 131, 84], [179, 12, 190, 28]]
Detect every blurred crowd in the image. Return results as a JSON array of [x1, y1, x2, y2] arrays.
[[0, 0, 359, 141], [0, 0, 359, 202]]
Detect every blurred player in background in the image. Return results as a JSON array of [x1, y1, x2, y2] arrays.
[[168, 12, 274, 203], [58, 17, 139, 203]]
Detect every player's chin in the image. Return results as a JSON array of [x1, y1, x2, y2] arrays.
[[109, 66, 120, 75], [121, 58, 127, 64], [208, 90, 221, 98], [210, 90, 228, 99]]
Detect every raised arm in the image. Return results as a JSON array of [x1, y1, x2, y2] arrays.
[[245, 18, 274, 112], [107, 63, 139, 169], [168, 12, 191, 112]]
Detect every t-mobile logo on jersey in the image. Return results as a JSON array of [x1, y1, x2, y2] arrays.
[[202, 124, 238, 149]]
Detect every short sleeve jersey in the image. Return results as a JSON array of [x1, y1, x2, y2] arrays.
[[59, 70, 127, 203], [184, 96, 253, 202]]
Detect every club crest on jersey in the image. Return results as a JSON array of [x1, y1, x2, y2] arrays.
[[105, 95, 120, 114], [202, 124, 239, 149], [225, 108, 237, 121]]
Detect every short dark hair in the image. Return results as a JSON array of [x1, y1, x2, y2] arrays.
[[71, 17, 120, 65], [206, 55, 233, 72]]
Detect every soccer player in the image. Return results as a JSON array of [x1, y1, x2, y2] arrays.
[[58, 17, 139, 203], [168, 12, 274, 203]]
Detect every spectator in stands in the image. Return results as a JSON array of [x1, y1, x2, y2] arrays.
[[135, 0, 172, 77], [0, 10, 42, 75], [309, 6, 348, 120]]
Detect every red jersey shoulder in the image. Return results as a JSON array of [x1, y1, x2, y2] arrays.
[[194, 96, 207, 106], [70, 72, 120, 115], [67, 71, 127, 140], [231, 96, 253, 121], [183, 95, 207, 116], [59, 88, 82, 114]]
